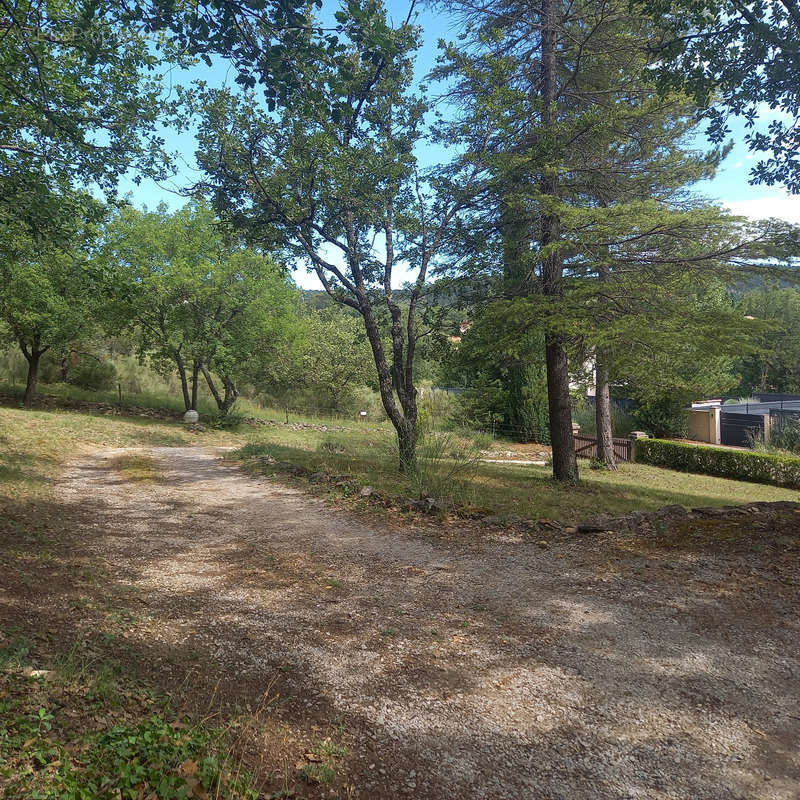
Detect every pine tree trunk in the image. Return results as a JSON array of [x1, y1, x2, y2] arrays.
[[545, 335, 578, 480], [540, 0, 578, 482], [595, 349, 617, 469], [175, 352, 191, 412]]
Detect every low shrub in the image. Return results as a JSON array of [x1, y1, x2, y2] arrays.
[[206, 411, 247, 430], [636, 438, 800, 489], [572, 397, 637, 438], [407, 431, 481, 509], [70, 359, 117, 391]]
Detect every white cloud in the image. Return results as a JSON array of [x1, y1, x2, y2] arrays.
[[725, 191, 800, 225]]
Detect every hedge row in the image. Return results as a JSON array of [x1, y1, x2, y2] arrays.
[[635, 438, 800, 489]]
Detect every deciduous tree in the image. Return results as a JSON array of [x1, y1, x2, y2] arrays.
[[193, 0, 481, 469]]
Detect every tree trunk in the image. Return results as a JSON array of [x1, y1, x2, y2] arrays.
[[594, 349, 617, 469], [200, 364, 238, 415], [397, 418, 417, 473], [540, 0, 578, 482], [191, 360, 200, 411], [545, 335, 578, 481], [359, 300, 417, 472], [22, 346, 45, 409], [175, 352, 191, 412], [220, 373, 239, 414], [200, 363, 224, 411]]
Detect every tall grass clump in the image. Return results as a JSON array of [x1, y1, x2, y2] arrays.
[[406, 431, 481, 509]]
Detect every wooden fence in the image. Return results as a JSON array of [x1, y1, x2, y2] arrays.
[[573, 433, 632, 461]]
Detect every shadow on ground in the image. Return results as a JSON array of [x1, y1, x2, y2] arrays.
[[1, 447, 798, 800]]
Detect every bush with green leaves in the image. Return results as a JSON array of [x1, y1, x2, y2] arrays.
[[572, 397, 637, 437], [71, 359, 117, 391], [0, 684, 257, 800], [631, 396, 689, 438], [636, 438, 800, 489]]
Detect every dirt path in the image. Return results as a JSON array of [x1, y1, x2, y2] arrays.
[[54, 446, 799, 799]]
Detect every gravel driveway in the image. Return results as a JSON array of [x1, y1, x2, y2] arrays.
[[56, 446, 799, 800]]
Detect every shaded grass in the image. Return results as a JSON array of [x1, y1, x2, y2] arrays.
[[0, 634, 258, 800], [238, 426, 799, 523]]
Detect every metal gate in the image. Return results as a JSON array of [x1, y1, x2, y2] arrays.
[[720, 412, 764, 448]]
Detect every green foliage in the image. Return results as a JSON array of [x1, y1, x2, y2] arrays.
[[632, 396, 689, 439], [206, 411, 248, 430], [637, 0, 800, 191], [573, 398, 637, 437], [735, 285, 800, 395], [441, 305, 549, 439], [300, 309, 374, 413], [609, 281, 744, 434], [0, 0, 167, 252], [636, 438, 800, 489], [416, 388, 461, 433], [71, 360, 118, 392], [1, 706, 256, 800], [102, 200, 303, 412], [0, 192, 106, 402], [763, 418, 800, 455]]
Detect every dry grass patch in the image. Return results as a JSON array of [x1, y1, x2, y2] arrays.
[[108, 452, 162, 482]]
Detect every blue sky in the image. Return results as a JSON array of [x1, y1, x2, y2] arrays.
[[118, 0, 800, 289]]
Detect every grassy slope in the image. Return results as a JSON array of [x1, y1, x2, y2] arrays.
[[2, 401, 795, 527], [0, 379, 388, 426], [240, 425, 799, 523]]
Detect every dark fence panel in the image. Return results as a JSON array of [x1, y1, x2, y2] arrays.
[[771, 409, 800, 432], [573, 434, 632, 461], [720, 412, 764, 447]]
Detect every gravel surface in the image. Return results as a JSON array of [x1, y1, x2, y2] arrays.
[[56, 446, 800, 800]]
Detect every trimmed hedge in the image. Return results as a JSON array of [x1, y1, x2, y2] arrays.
[[636, 438, 800, 489]]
